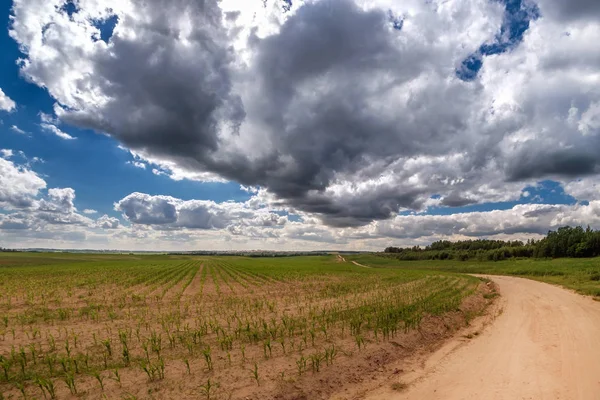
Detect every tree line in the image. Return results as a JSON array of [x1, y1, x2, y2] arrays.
[[383, 226, 600, 261]]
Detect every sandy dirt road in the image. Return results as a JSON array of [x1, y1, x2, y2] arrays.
[[367, 275, 600, 400], [352, 260, 371, 268]]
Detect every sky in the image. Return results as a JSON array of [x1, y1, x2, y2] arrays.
[[0, 0, 599, 251]]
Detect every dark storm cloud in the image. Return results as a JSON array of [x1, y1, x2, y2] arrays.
[[507, 148, 600, 181], [441, 193, 476, 207], [230, 0, 484, 225], [313, 187, 430, 228], [115, 193, 178, 225], [57, 0, 246, 164], [10, 0, 600, 229], [54, 0, 474, 227], [114, 192, 287, 230]]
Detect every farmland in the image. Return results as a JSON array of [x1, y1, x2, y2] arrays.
[[347, 254, 600, 297], [0, 253, 494, 399]]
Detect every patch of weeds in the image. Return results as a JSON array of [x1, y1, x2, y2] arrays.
[[391, 382, 408, 391], [464, 331, 480, 339]]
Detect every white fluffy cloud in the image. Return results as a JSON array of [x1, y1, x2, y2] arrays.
[[3, 0, 529, 226], [374, 203, 600, 240], [126, 161, 146, 169], [0, 88, 16, 112], [40, 123, 76, 140], [106, 192, 600, 249], [0, 154, 99, 246], [0, 156, 46, 208], [114, 192, 287, 231], [3, 175, 600, 250], [122, 148, 227, 182], [96, 214, 120, 229], [3, 0, 600, 249], [10, 0, 598, 228], [0, 149, 13, 159]]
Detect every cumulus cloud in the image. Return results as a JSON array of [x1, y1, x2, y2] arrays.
[[374, 202, 600, 240], [39, 112, 58, 124], [0, 149, 13, 159], [40, 123, 76, 140], [5, 172, 600, 250], [36, 187, 94, 226], [0, 88, 16, 112], [0, 153, 97, 247], [38, 188, 76, 212], [106, 191, 600, 249], [114, 192, 287, 231], [96, 214, 120, 229], [7, 0, 600, 230], [116, 193, 178, 225], [122, 148, 227, 182], [0, 156, 46, 208]]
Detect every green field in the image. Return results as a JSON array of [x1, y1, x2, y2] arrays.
[[347, 254, 600, 297], [0, 252, 488, 400]]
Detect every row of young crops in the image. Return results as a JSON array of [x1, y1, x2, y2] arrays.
[[0, 253, 483, 399]]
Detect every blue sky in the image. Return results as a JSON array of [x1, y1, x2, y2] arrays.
[[1, 0, 599, 250]]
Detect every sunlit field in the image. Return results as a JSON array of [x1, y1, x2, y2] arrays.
[[0, 253, 492, 399], [347, 254, 600, 297]]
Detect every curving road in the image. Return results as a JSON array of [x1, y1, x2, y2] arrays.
[[369, 275, 600, 400]]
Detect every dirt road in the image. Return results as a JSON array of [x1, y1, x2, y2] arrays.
[[367, 275, 600, 400], [352, 261, 371, 268]]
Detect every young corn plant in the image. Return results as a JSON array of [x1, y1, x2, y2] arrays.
[[63, 372, 77, 395], [0, 355, 11, 380], [296, 356, 307, 376], [119, 330, 130, 365], [199, 378, 219, 400], [263, 339, 272, 359], [240, 344, 247, 364], [324, 344, 338, 365], [35, 376, 57, 400], [310, 353, 323, 373], [14, 380, 26, 400], [90, 370, 105, 391], [202, 346, 213, 371], [110, 368, 122, 387], [250, 362, 260, 386]]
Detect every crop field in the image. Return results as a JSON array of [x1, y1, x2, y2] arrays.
[[0, 253, 492, 399], [347, 254, 600, 297]]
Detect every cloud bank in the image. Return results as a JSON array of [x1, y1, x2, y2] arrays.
[[3, 0, 600, 248]]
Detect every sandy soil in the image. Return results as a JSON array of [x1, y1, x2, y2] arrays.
[[367, 275, 600, 400]]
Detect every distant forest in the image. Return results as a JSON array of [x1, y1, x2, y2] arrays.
[[384, 226, 600, 261]]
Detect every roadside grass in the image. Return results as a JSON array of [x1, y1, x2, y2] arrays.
[[346, 254, 600, 297]]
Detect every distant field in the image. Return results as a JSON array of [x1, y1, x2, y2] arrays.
[[0, 253, 491, 399], [347, 254, 600, 297]]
